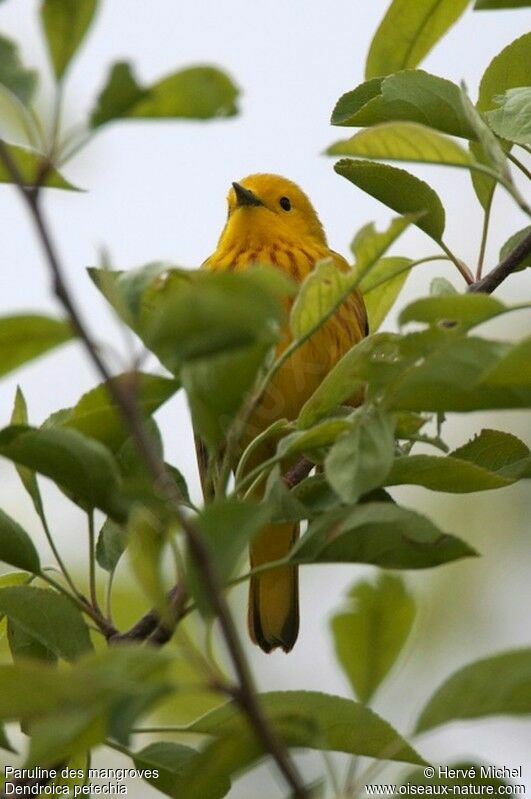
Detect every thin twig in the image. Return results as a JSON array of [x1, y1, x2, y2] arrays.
[[0, 140, 308, 799], [469, 227, 531, 294]]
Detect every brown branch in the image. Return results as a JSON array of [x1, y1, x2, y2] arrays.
[[283, 457, 314, 489], [0, 141, 308, 799], [469, 228, 531, 294]]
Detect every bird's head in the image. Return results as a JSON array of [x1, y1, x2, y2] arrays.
[[221, 173, 327, 248]]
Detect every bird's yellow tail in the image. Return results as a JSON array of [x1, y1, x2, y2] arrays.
[[248, 522, 299, 653]]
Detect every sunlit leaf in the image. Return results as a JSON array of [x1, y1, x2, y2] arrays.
[[328, 123, 483, 171], [331, 575, 415, 703], [366, 0, 469, 79]]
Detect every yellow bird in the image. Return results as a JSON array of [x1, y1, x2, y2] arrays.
[[204, 174, 368, 653]]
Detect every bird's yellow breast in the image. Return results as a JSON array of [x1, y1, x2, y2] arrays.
[[204, 174, 367, 431]]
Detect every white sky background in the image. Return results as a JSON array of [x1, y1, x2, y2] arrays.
[[0, 1, 531, 796]]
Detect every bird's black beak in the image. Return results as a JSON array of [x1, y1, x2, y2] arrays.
[[232, 181, 263, 207]]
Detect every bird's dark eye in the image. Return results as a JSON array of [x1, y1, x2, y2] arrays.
[[279, 196, 291, 211]]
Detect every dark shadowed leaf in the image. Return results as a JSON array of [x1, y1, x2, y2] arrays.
[[0, 425, 128, 520], [365, 0, 469, 79], [0, 141, 80, 190], [292, 502, 476, 569], [332, 71, 476, 139], [190, 690, 425, 765], [415, 648, 531, 733], [331, 574, 415, 703], [91, 62, 238, 127], [0, 586, 92, 661], [40, 0, 99, 80], [0, 34, 37, 105], [0, 314, 74, 378], [0, 508, 40, 573], [335, 160, 445, 242]]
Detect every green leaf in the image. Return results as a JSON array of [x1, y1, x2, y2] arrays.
[[0, 141, 80, 190], [7, 618, 57, 663], [365, 0, 469, 79], [403, 762, 513, 794], [332, 71, 476, 140], [127, 507, 167, 614], [0, 314, 74, 378], [431, 277, 458, 295], [292, 502, 476, 569], [452, 428, 531, 477], [10, 387, 45, 521], [0, 34, 37, 105], [96, 518, 125, 574], [475, 0, 531, 7], [477, 33, 531, 114], [89, 265, 291, 447], [386, 336, 531, 412], [487, 87, 531, 146], [327, 122, 482, 170], [481, 337, 531, 387], [0, 425, 128, 521], [324, 408, 396, 503], [499, 226, 531, 272], [0, 586, 92, 661], [0, 508, 40, 573], [40, 0, 98, 80], [91, 62, 238, 128], [133, 742, 229, 799], [398, 293, 528, 330], [361, 257, 413, 331], [188, 500, 270, 617], [459, 86, 509, 179], [415, 648, 531, 733], [386, 439, 530, 492], [191, 691, 425, 765], [331, 575, 416, 703], [49, 372, 179, 452], [335, 160, 445, 242]]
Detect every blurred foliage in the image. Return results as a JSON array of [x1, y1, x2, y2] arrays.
[[0, 0, 530, 798]]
